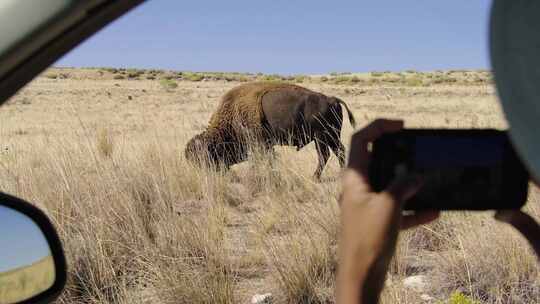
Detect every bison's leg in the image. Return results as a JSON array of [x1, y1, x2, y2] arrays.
[[329, 137, 347, 168], [314, 138, 330, 180]]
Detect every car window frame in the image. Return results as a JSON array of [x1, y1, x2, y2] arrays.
[[0, 0, 146, 105]]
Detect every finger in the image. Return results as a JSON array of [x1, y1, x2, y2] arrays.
[[401, 211, 440, 230], [347, 119, 403, 175], [385, 174, 424, 205], [495, 210, 540, 258]]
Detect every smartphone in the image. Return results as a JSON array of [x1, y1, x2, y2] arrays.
[[369, 129, 529, 210]]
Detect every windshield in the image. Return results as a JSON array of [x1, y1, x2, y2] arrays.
[[0, 0, 76, 55]]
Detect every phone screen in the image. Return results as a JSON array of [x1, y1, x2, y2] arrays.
[[371, 130, 528, 210], [409, 136, 504, 208]]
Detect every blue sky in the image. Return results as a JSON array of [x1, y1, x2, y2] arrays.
[[57, 0, 492, 74], [0, 206, 51, 272]]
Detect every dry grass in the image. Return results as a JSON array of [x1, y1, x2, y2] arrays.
[[0, 68, 537, 303]]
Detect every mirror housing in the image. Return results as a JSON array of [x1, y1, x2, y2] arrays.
[[0, 192, 66, 304]]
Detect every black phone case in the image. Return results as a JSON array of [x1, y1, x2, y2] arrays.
[[369, 129, 529, 211]]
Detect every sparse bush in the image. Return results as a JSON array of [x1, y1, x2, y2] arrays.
[[104, 68, 119, 74], [160, 79, 178, 90], [293, 75, 307, 83], [45, 74, 58, 79], [332, 76, 350, 84], [437, 292, 481, 304], [259, 74, 285, 82], [405, 77, 423, 86], [320, 76, 328, 82], [184, 73, 204, 82], [349, 76, 361, 84], [163, 74, 175, 80], [223, 74, 250, 82], [382, 77, 400, 83], [432, 76, 445, 84], [113, 75, 125, 80], [369, 78, 380, 85], [371, 71, 384, 77], [127, 69, 144, 79]]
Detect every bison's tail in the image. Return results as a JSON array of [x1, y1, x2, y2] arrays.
[[336, 98, 357, 129]]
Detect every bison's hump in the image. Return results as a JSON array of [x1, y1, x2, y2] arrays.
[[207, 82, 316, 135]]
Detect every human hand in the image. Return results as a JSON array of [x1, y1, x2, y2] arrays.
[[336, 119, 439, 304], [495, 209, 540, 260]]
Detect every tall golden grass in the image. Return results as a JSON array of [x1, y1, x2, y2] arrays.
[[0, 129, 537, 304], [0, 72, 538, 303]]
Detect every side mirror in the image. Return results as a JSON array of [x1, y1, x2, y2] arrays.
[[0, 192, 66, 304]]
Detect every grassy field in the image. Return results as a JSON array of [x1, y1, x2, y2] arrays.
[[0, 68, 538, 303], [0, 255, 55, 304]]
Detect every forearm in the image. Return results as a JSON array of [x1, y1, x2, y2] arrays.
[[336, 267, 365, 304], [336, 256, 388, 304]]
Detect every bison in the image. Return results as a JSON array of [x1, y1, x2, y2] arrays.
[[185, 82, 356, 179]]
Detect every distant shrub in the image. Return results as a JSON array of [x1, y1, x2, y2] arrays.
[[332, 76, 350, 84], [405, 69, 417, 73], [328, 75, 362, 85], [146, 75, 156, 80], [113, 75, 125, 80], [382, 77, 400, 83], [221, 73, 242, 82], [329, 72, 339, 76], [126, 69, 144, 79], [293, 75, 307, 83], [160, 79, 178, 90], [349, 76, 361, 83], [184, 73, 204, 82], [237, 76, 249, 82], [437, 292, 481, 304], [371, 71, 384, 77], [260, 74, 285, 82], [369, 78, 380, 85], [320, 76, 328, 82], [404, 76, 424, 86], [45, 74, 58, 79], [104, 68, 119, 74], [432, 76, 444, 84]]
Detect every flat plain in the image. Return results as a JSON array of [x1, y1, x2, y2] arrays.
[[0, 68, 538, 303]]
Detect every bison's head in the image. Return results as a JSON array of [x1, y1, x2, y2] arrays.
[[185, 133, 246, 170]]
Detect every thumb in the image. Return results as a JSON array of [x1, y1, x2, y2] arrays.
[[495, 210, 540, 259], [386, 174, 424, 206]]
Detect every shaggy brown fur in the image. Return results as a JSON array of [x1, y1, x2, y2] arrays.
[[185, 82, 356, 178], [206, 82, 312, 137]]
